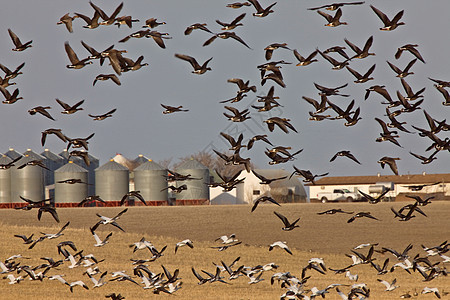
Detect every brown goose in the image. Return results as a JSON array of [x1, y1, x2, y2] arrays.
[[317, 8, 347, 27], [90, 1, 124, 26], [75, 10, 101, 29], [216, 13, 246, 30], [143, 18, 166, 28], [226, 2, 251, 9], [293, 49, 318, 66], [345, 36, 375, 59], [114, 16, 140, 28], [28, 106, 55, 120], [395, 44, 425, 63], [57, 13, 79, 33], [41, 128, 67, 146], [175, 54, 212, 74], [161, 104, 189, 114], [64, 42, 92, 69], [377, 156, 400, 175], [346, 64, 376, 83], [8, 29, 32, 51], [93, 74, 121, 86], [387, 59, 416, 78], [308, 2, 365, 11], [56, 98, 84, 114], [0, 86, 22, 104], [88, 108, 117, 120], [184, 23, 212, 35], [248, 0, 276, 17], [203, 31, 251, 49], [370, 5, 405, 31], [264, 43, 290, 60]]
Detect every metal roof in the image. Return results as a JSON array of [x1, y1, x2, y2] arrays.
[[23, 149, 45, 160], [175, 159, 208, 170], [55, 161, 88, 173], [4, 148, 22, 160], [0, 155, 12, 164], [134, 160, 165, 171], [96, 159, 129, 171], [41, 149, 64, 161]]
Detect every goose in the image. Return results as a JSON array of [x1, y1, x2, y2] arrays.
[[377, 156, 400, 175], [57, 13, 79, 33], [317, 49, 349, 70], [0, 62, 25, 80], [129, 237, 154, 252], [371, 258, 390, 275], [0, 86, 22, 104], [251, 169, 287, 184], [247, 271, 264, 284], [405, 194, 434, 206], [344, 107, 362, 127], [227, 78, 257, 93], [28, 106, 55, 121], [345, 270, 359, 281], [160, 184, 188, 193], [346, 64, 376, 83], [273, 211, 300, 231], [395, 44, 425, 63], [220, 132, 246, 152], [324, 45, 350, 59], [387, 59, 416, 78], [8, 29, 32, 51], [114, 16, 139, 28], [248, 0, 276, 17], [227, 2, 252, 9], [174, 54, 212, 74], [375, 117, 402, 147], [68, 150, 90, 166], [215, 234, 238, 244], [121, 55, 148, 72], [317, 8, 347, 27], [347, 212, 380, 223], [216, 13, 246, 30], [119, 29, 150, 43], [90, 228, 112, 247], [143, 18, 166, 28], [330, 150, 361, 164], [317, 208, 354, 215], [101, 49, 127, 75], [365, 85, 393, 103], [269, 241, 292, 255], [377, 278, 398, 291], [303, 95, 329, 114], [221, 261, 244, 280], [308, 2, 365, 10], [293, 49, 318, 66], [5, 274, 23, 284], [106, 293, 125, 300], [64, 42, 92, 69], [17, 159, 50, 171], [41, 128, 67, 146], [174, 239, 194, 253], [223, 106, 250, 122], [120, 191, 146, 206], [264, 117, 297, 133], [145, 30, 172, 48], [184, 23, 212, 35], [220, 92, 247, 103], [88, 271, 108, 288], [261, 72, 286, 88], [75, 10, 101, 29], [247, 134, 273, 150], [68, 280, 89, 292], [314, 82, 349, 97], [211, 241, 242, 251], [88, 108, 117, 120], [14, 233, 34, 244], [251, 195, 280, 212], [421, 287, 441, 299], [90, 2, 123, 26], [264, 43, 290, 60], [289, 167, 328, 184], [93, 208, 128, 232], [0, 76, 15, 88], [93, 74, 121, 86], [370, 5, 405, 31], [345, 36, 375, 59], [161, 104, 189, 114], [192, 267, 209, 285], [203, 31, 251, 49], [49, 274, 68, 285], [357, 189, 390, 204], [66, 133, 94, 151], [37, 205, 59, 223], [56, 98, 85, 114], [400, 78, 425, 101]]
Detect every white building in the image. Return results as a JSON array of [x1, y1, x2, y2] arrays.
[[308, 173, 450, 202], [210, 169, 307, 205]]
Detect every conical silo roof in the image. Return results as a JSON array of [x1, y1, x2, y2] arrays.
[[175, 159, 208, 170], [23, 149, 45, 160], [133, 154, 149, 167], [0, 155, 12, 164], [5, 148, 23, 160], [55, 161, 88, 173], [96, 159, 129, 171], [41, 149, 64, 162], [58, 149, 70, 159], [134, 160, 165, 171]]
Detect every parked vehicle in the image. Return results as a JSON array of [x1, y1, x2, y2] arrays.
[[316, 189, 361, 203]]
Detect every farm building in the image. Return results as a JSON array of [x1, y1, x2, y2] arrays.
[[308, 173, 450, 202], [210, 169, 307, 205]]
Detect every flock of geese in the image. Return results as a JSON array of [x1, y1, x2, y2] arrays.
[[1, 0, 449, 298]]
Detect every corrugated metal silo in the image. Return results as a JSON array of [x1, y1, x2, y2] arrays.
[[55, 161, 88, 204], [41, 149, 65, 186], [4, 148, 22, 160], [0, 155, 12, 204], [174, 159, 209, 200], [95, 160, 129, 202], [134, 160, 168, 202], [133, 154, 149, 169], [11, 154, 45, 203]]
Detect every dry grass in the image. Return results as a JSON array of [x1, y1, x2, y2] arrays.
[[0, 202, 449, 299]]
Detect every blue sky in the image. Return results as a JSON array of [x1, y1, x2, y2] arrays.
[[0, 0, 449, 176]]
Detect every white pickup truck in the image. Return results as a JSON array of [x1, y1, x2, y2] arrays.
[[316, 189, 361, 203]]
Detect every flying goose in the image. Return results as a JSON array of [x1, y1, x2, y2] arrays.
[[68, 280, 89, 293], [88, 108, 117, 121], [264, 117, 297, 133], [14, 233, 34, 244], [211, 241, 242, 251], [90, 228, 112, 247], [160, 184, 188, 193], [251, 169, 287, 184], [387, 59, 417, 78], [203, 31, 252, 49], [223, 106, 250, 122], [308, 2, 365, 11], [174, 239, 194, 253], [314, 82, 349, 97], [293, 49, 318, 66], [0, 86, 22, 104], [345, 36, 375, 59], [251, 195, 280, 212], [28, 106, 55, 121], [317, 208, 354, 215], [330, 150, 361, 164], [56, 98, 85, 114], [227, 78, 257, 93], [120, 191, 146, 206], [8, 29, 32, 51], [264, 43, 290, 60], [174, 54, 212, 74], [273, 211, 300, 231], [161, 104, 189, 114], [346, 64, 376, 83], [184, 23, 212, 35], [247, 134, 273, 150], [57, 13, 79, 33], [90, 2, 124, 26], [114, 16, 140, 28], [93, 208, 128, 232], [317, 49, 349, 70], [358, 189, 390, 204], [370, 5, 405, 31], [216, 13, 246, 30], [129, 237, 154, 252], [220, 132, 246, 152], [269, 241, 292, 255], [377, 156, 400, 175], [88, 271, 108, 288], [395, 44, 425, 63], [248, 0, 276, 17], [93, 74, 121, 86], [347, 212, 380, 223], [289, 166, 328, 184], [317, 8, 347, 27], [227, 2, 252, 9], [64, 42, 92, 69]]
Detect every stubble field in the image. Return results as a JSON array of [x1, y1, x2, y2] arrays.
[[0, 202, 449, 299]]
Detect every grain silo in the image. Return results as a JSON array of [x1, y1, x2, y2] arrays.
[[133, 154, 149, 169], [134, 160, 168, 202], [5, 148, 23, 160], [174, 159, 209, 202], [55, 161, 88, 205], [41, 149, 65, 186], [95, 159, 129, 202], [11, 154, 45, 203], [0, 155, 12, 205]]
